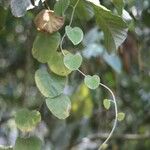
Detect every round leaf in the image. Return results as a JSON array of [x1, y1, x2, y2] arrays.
[[14, 136, 42, 150], [15, 108, 41, 132], [103, 99, 111, 110], [117, 112, 125, 121], [84, 75, 100, 89], [48, 51, 71, 76], [32, 32, 61, 63], [46, 94, 71, 119], [64, 53, 82, 71], [65, 26, 84, 45], [35, 68, 66, 98]]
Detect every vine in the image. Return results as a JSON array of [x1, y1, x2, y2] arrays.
[[60, 0, 118, 149], [0, 0, 127, 149]]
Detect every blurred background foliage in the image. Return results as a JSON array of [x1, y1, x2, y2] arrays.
[[0, 0, 150, 149]]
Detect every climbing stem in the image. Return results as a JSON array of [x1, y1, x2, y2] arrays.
[[98, 83, 118, 149], [59, 0, 118, 148]]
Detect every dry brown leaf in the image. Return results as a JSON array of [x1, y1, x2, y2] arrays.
[[34, 9, 64, 34]]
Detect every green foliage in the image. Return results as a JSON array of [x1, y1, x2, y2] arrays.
[[35, 68, 66, 98], [1, 0, 149, 149], [84, 75, 100, 90], [65, 26, 84, 45], [32, 32, 61, 63], [54, 0, 70, 16], [88, 1, 127, 51], [64, 53, 82, 71], [15, 108, 41, 132], [48, 51, 71, 76], [14, 137, 42, 150], [103, 99, 111, 110], [112, 0, 124, 15], [46, 94, 71, 119]]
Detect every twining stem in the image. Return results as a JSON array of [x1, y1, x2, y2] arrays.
[[59, 0, 118, 149], [98, 83, 118, 150]]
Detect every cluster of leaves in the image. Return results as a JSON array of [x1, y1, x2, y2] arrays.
[[0, 0, 132, 149]]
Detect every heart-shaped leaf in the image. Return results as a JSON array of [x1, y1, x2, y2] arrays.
[[103, 99, 111, 110], [65, 26, 84, 45], [15, 108, 41, 132], [32, 32, 61, 63], [14, 136, 42, 150], [84, 75, 100, 89], [48, 50, 71, 76], [46, 94, 71, 119], [64, 53, 82, 71], [117, 112, 125, 121], [35, 68, 66, 98]]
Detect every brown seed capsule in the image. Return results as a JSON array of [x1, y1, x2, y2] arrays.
[[34, 9, 64, 34]]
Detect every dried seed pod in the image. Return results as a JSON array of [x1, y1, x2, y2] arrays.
[[34, 9, 64, 34]]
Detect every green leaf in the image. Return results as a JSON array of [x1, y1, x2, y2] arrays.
[[63, 53, 82, 71], [84, 75, 100, 90], [46, 94, 71, 119], [35, 68, 66, 98], [65, 26, 84, 45], [54, 0, 70, 16], [112, 0, 124, 15], [87, 1, 127, 51], [103, 99, 111, 110], [117, 112, 125, 121], [14, 136, 42, 150], [48, 51, 71, 76], [0, 6, 7, 32], [15, 108, 41, 132], [32, 32, 61, 63]]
